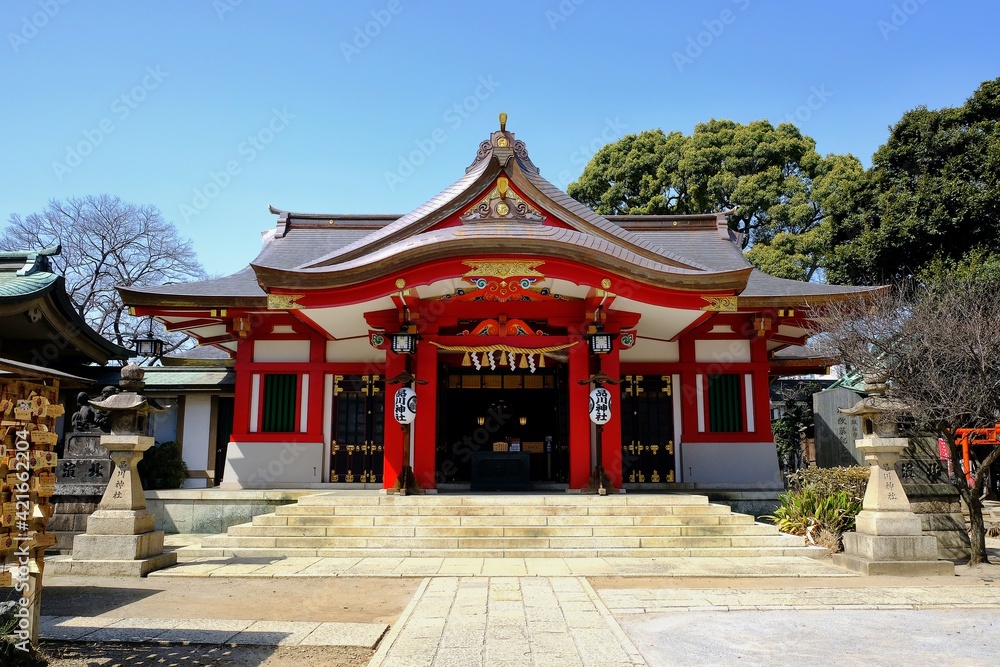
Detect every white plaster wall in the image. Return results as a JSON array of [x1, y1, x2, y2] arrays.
[[219, 441, 324, 488], [618, 338, 679, 363], [678, 441, 782, 488], [694, 339, 751, 365], [326, 338, 385, 364], [180, 394, 212, 489], [253, 339, 310, 363]]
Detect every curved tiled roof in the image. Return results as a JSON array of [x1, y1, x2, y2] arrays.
[[0, 246, 132, 364], [253, 222, 753, 292], [0, 270, 57, 299], [122, 122, 879, 308]]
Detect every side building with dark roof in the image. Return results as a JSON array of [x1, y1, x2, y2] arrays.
[[122, 118, 873, 493]]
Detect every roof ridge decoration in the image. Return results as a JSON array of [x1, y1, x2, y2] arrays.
[[0, 245, 61, 277], [460, 176, 545, 223], [466, 113, 540, 176]]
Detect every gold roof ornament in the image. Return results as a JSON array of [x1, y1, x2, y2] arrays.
[[499, 112, 507, 132]]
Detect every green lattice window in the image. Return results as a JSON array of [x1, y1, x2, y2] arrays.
[[262, 374, 297, 432], [708, 374, 742, 433]]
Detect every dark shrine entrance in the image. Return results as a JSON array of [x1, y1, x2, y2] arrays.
[[436, 362, 570, 487], [620, 374, 676, 484], [330, 374, 385, 484]]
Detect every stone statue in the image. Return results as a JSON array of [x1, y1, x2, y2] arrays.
[[93, 385, 119, 433], [70, 392, 97, 432]]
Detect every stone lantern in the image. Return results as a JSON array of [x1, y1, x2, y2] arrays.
[[833, 374, 953, 575], [60, 363, 177, 576]]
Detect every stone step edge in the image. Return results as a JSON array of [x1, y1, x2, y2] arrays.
[[170, 544, 827, 560]]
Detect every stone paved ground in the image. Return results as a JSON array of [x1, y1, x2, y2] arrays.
[[370, 577, 643, 667], [37, 544, 1000, 666]]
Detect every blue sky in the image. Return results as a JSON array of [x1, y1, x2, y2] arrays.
[[2, 0, 997, 277]]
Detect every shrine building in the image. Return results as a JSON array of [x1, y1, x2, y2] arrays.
[[121, 117, 871, 493]]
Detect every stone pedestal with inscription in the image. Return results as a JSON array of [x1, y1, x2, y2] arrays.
[[50, 431, 111, 553], [834, 438, 954, 576]]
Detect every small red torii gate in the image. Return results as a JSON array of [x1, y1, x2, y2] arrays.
[[956, 424, 1000, 485]]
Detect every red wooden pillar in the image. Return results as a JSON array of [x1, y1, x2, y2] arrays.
[[678, 336, 701, 442], [382, 351, 406, 490], [231, 337, 254, 439], [307, 335, 325, 438], [601, 345, 623, 488], [750, 336, 773, 439], [568, 340, 592, 489], [414, 340, 438, 489]]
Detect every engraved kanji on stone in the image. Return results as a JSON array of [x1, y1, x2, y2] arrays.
[[900, 462, 915, 480], [61, 460, 77, 478], [86, 462, 103, 478]]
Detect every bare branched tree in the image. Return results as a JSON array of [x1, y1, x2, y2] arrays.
[[0, 195, 206, 357], [815, 279, 1000, 564]]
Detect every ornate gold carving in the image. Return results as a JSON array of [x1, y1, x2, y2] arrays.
[[667, 470, 675, 482], [661, 375, 673, 396], [395, 278, 406, 289], [345, 470, 355, 483], [651, 470, 661, 483], [331, 473, 339, 482], [462, 259, 544, 279], [701, 295, 738, 312], [601, 278, 611, 289], [667, 440, 674, 455], [461, 179, 545, 222], [333, 375, 344, 396], [267, 294, 303, 310]]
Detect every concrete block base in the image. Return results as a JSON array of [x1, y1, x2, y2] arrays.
[[854, 510, 923, 536], [842, 531, 939, 561], [833, 552, 954, 576], [85, 509, 156, 536], [47, 551, 177, 577], [836, 532, 954, 576], [72, 530, 165, 561]]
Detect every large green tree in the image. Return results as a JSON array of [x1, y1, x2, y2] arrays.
[[826, 77, 1000, 285], [568, 119, 863, 281]]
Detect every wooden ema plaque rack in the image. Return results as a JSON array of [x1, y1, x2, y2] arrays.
[[0, 378, 62, 646]]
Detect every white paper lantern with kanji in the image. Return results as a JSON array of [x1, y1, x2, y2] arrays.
[[588, 387, 612, 425], [393, 387, 417, 424]]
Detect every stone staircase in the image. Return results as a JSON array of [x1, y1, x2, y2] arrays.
[[179, 493, 824, 560]]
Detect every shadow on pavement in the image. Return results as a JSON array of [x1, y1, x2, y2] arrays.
[[41, 642, 275, 667], [41, 585, 160, 617]]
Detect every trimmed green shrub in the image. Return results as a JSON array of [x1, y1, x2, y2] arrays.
[[786, 466, 869, 500], [138, 440, 189, 490]]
